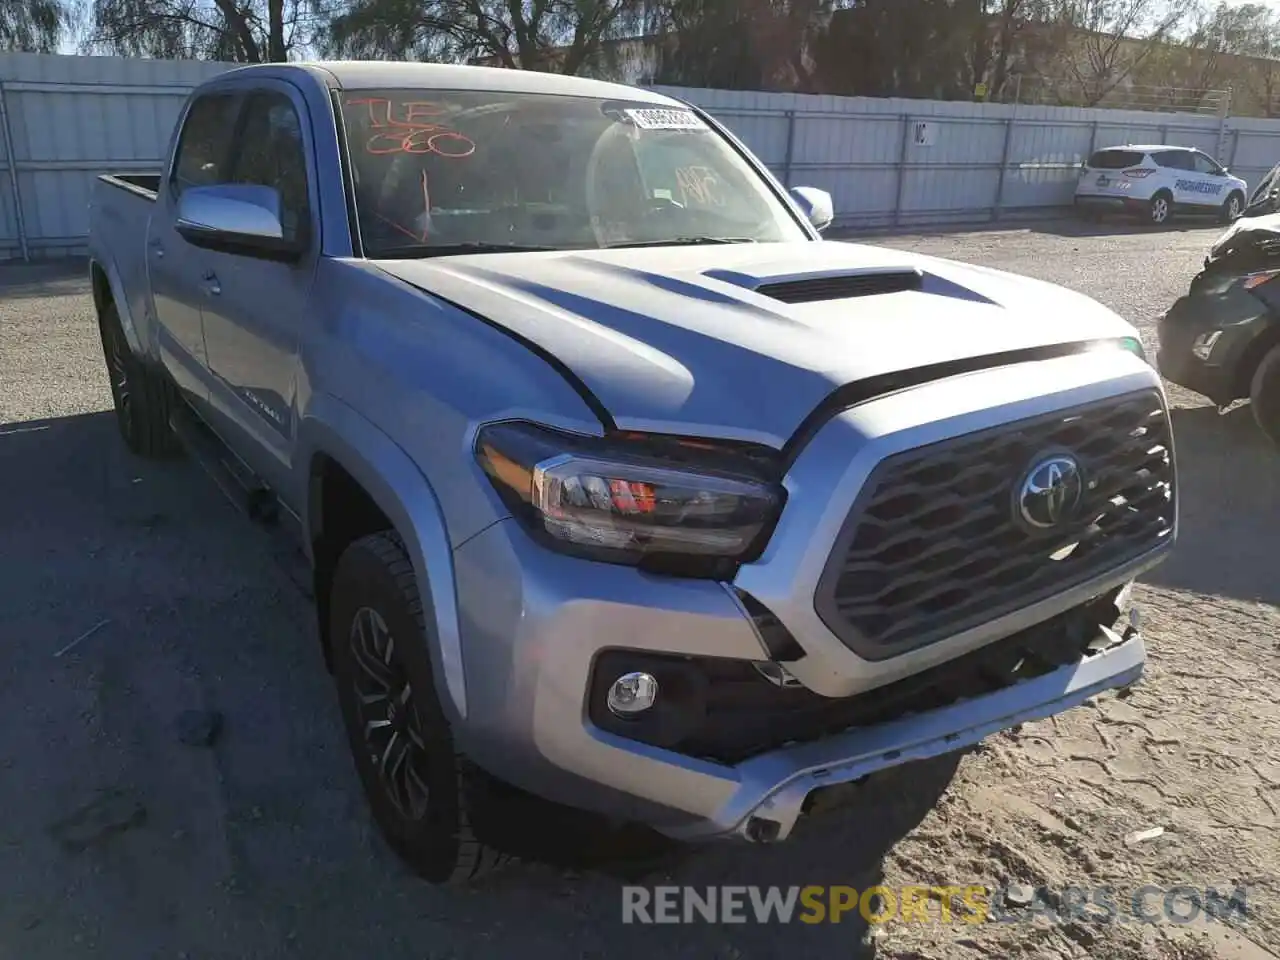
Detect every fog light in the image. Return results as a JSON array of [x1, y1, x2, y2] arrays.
[[1192, 331, 1222, 361], [607, 672, 658, 716]]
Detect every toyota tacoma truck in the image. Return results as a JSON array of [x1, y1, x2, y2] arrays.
[[87, 61, 1176, 885]]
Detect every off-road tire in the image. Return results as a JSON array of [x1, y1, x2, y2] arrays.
[[1147, 191, 1173, 227], [1222, 191, 1245, 224], [97, 301, 181, 458], [328, 531, 509, 885], [1250, 345, 1280, 448]]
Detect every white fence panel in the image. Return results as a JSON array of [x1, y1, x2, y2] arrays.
[[655, 84, 1263, 228], [0, 53, 232, 259]]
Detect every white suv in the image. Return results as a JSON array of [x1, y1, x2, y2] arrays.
[[1075, 145, 1248, 226]]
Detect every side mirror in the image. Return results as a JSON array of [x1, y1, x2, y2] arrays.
[[175, 184, 306, 262], [789, 185, 834, 233]]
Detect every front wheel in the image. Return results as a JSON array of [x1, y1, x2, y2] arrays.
[[328, 531, 509, 884], [1147, 192, 1172, 227], [1250, 345, 1280, 448], [1222, 192, 1244, 223]]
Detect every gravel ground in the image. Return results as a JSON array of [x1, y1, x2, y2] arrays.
[[1, 220, 1278, 960]]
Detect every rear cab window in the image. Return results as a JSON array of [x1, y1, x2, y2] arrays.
[[171, 93, 241, 197], [1087, 150, 1145, 170]]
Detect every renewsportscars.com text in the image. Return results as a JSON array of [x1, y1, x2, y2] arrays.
[[621, 884, 1250, 926]]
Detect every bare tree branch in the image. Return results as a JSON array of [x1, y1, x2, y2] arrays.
[[83, 0, 331, 60], [0, 0, 73, 52]]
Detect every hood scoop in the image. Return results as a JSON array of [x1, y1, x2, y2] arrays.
[[754, 268, 923, 304]]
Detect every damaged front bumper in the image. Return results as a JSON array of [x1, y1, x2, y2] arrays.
[[667, 619, 1143, 844]]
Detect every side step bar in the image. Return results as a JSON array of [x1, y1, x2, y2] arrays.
[[168, 403, 312, 597], [169, 403, 277, 523]]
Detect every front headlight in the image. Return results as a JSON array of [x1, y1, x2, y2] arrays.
[[1117, 335, 1146, 361], [1092, 335, 1147, 363], [475, 421, 785, 574]]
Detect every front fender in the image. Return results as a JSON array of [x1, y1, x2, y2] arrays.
[[299, 391, 469, 721]]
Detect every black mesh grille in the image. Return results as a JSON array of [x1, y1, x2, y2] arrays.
[[755, 270, 922, 304], [815, 390, 1174, 659]]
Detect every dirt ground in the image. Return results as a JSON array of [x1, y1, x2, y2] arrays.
[[1, 219, 1277, 960]]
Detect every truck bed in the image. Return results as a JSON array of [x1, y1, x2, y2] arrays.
[[89, 172, 165, 354], [98, 172, 161, 201]]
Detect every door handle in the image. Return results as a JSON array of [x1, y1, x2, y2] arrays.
[[201, 271, 221, 297], [148, 239, 164, 259]]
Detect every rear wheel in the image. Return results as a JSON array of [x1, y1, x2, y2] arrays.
[[1222, 191, 1244, 223], [328, 531, 509, 885], [1147, 192, 1172, 227], [97, 302, 181, 458], [1250, 345, 1280, 447]]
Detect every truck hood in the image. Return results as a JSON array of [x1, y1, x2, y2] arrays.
[[1210, 210, 1280, 260], [374, 241, 1137, 447]]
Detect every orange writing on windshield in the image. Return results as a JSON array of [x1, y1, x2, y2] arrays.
[[345, 98, 476, 158]]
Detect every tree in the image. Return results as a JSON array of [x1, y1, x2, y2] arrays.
[[1, 0, 72, 52], [1032, 0, 1185, 106], [322, 0, 649, 75], [651, 0, 837, 92], [1115, 1, 1280, 115], [84, 0, 336, 61], [970, 0, 1032, 100], [1126, 2, 1266, 111], [1219, 3, 1280, 117], [813, 0, 1000, 100]]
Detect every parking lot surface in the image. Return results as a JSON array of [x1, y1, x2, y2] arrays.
[[2, 221, 1278, 960]]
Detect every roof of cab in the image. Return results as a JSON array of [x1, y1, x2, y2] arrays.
[[216, 60, 684, 105], [1097, 144, 1193, 153]]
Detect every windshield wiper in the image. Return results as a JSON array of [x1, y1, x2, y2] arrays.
[[377, 242, 557, 259], [603, 236, 757, 249]]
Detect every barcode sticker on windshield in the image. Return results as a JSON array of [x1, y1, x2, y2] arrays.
[[624, 108, 706, 130]]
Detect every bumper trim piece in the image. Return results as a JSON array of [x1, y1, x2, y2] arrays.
[[661, 629, 1144, 843]]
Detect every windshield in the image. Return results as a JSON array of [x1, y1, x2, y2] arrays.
[[339, 89, 808, 257]]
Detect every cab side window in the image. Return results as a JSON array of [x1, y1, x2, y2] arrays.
[[1153, 151, 1193, 171], [229, 91, 313, 245], [171, 93, 240, 195], [1250, 170, 1277, 206], [1192, 152, 1223, 176]]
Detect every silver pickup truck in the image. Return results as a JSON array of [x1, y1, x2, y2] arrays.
[[88, 60, 1176, 885]]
